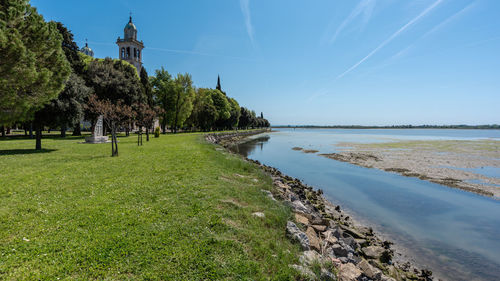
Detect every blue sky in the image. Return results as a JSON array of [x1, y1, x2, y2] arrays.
[[31, 0, 499, 125]]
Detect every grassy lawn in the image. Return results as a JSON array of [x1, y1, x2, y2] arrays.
[[0, 133, 300, 280]]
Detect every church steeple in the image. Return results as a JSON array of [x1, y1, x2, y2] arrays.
[[117, 14, 144, 72], [216, 75, 222, 91]]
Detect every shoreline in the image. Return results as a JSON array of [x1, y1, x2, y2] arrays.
[[207, 131, 435, 281]]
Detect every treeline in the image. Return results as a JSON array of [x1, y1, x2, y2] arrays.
[[0, 0, 269, 154], [150, 69, 270, 133], [276, 125, 500, 129]]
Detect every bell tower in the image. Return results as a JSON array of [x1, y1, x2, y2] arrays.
[[116, 15, 144, 72]]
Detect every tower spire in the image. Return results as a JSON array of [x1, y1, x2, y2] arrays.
[[216, 75, 221, 91], [129, 12, 132, 23]]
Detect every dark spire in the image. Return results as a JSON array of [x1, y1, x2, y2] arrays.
[[129, 12, 132, 23], [216, 75, 221, 91]]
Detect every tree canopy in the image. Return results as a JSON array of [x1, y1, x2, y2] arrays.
[[0, 0, 71, 124]]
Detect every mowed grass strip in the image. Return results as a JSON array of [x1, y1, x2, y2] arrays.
[[0, 134, 300, 280]]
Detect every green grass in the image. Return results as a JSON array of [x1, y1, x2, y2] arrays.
[[0, 134, 300, 280]]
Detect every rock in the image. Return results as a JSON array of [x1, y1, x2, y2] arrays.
[[362, 246, 385, 259], [306, 227, 321, 251], [328, 224, 343, 238], [321, 268, 337, 281], [289, 264, 316, 279], [286, 221, 310, 250], [290, 200, 309, 213], [323, 230, 339, 244], [340, 236, 358, 250], [312, 224, 327, 232], [358, 259, 382, 280], [340, 225, 367, 239], [295, 213, 310, 225], [299, 250, 321, 266], [252, 212, 265, 218], [329, 244, 349, 258], [261, 189, 276, 201], [338, 263, 362, 281], [347, 252, 361, 265]]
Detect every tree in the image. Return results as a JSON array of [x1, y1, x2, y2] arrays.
[[134, 103, 156, 144], [139, 67, 154, 139], [87, 95, 134, 157], [239, 107, 255, 129], [150, 68, 173, 133], [211, 89, 231, 130], [85, 58, 143, 130], [225, 97, 241, 130], [0, 0, 70, 126], [35, 73, 91, 138], [186, 88, 218, 131]]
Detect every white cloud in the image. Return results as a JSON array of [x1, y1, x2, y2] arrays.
[[240, 0, 256, 48], [329, 0, 377, 44], [335, 0, 443, 80]]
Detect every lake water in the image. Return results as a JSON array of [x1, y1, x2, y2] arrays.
[[231, 129, 500, 281]]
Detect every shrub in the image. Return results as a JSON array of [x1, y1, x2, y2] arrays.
[[154, 127, 160, 138]]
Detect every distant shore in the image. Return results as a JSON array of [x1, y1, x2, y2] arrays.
[[319, 139, 500, 198], [272, 125, 500, 129]]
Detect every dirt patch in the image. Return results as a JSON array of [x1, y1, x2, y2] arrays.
[[292, 147, 303, 151], [303, 149, 319, 154]]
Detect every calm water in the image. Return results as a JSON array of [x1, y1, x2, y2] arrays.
[[232, 129, 500, 281]]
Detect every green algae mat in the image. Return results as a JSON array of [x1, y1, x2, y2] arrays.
[[0, 134, 300, 280]]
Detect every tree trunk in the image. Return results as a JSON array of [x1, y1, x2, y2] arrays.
[[72, 123, 81, 136], [161, 123, 166, 134], [146, 126, 150, 141], [137, 126, 141, 146], [111, 131, 115, 156], [113, 130, 118, 156], [1, 126, 4, 137], [24, 124, 28, 136], [6, 126, 10, 135], [35, 123, 42, 150], [61, 124, 66, 138], [29, 123, 33, 139]]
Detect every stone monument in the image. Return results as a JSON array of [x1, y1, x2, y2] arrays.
[[85, 115, 109, 143]]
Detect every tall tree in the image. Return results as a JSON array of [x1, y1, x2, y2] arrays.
[[211, 89, 231, 130], [150, 68, 173, 133], [85, 58, 142, 130], [35, 73, 91, 138], [186, 88, 218, 131], [0, 0, 70, 128]]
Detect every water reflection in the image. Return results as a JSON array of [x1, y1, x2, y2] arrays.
[[229, 135, 270, 157]]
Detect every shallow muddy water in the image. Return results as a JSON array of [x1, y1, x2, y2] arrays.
[[231, 128, 500, 281]]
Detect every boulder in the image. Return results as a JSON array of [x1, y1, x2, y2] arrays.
[[321, 268, 337, 281], [289, 264, 316, 279], [312, 224, 327, 232], [338, 263, 362, 281], [306, 227, 321, 251], [340, 236, 358, 250], [261, 189, 276, 201], [286, 221, 310, 250], [289, 200, 309, 213], [329, 244, 349, 258], [252, 212, 265, 218], [299, 250, 321, 266], [358, 259, 382, 280], [295, 213, 310, 226], [362, 246, 385, 259]]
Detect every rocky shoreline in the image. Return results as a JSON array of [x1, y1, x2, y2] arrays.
[[206, 132, 435, 281]]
